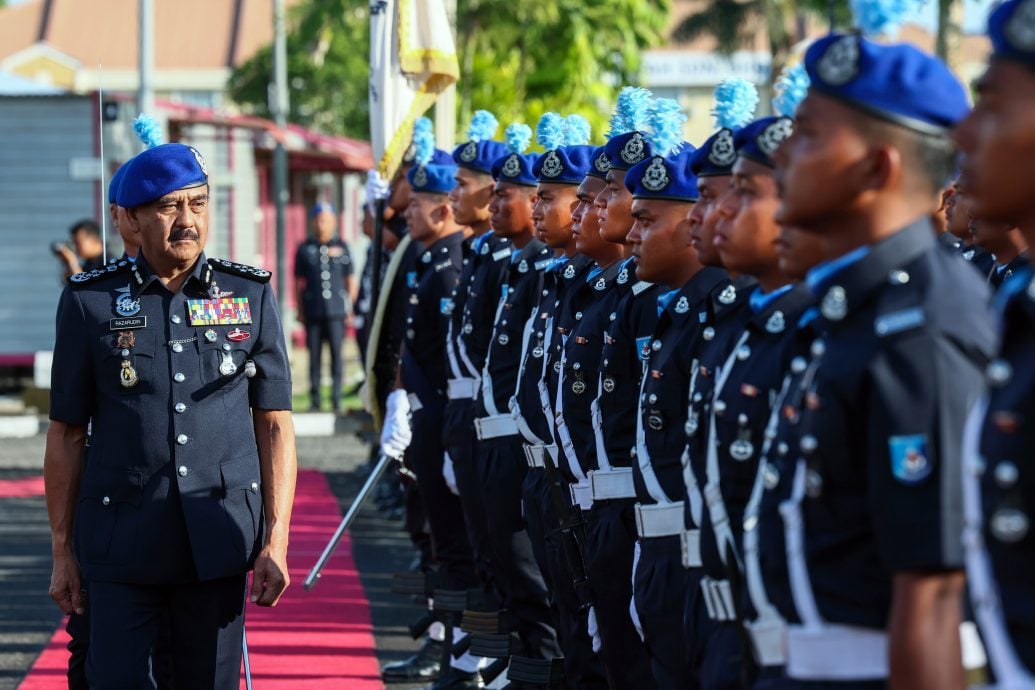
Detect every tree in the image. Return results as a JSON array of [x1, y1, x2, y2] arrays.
[[226, 0, 670, 142]]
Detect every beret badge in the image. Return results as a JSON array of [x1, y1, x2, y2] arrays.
[[640, 157, 671, 192], [817, 34, 860, 86], [540, 150, 563, 178], [708, 129, 737, 167], [1006, 0, 1035, 51], [620, 132, 647, 165]]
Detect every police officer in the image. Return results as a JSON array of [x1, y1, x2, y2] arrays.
[[955, 0, 1035, 682], [623, 112, 729, 690], [584, 88, 661, 690], [969, 216, 1029, 289], [45, 142, 297, 689], [764, 25, 993, 688], [294, 202, 356, 412]]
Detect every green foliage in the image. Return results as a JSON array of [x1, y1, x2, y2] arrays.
[[226, 0, 670, 143]]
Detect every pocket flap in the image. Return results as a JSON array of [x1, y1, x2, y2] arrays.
[[220, 455, 260, 491], [79, 467, 144, 504]]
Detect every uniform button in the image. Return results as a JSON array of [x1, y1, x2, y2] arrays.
[[174, 372, 186, 383], [174, 403, 187, 413], [648, 393, 657, 404], [703, 327, 715, 341], [737, 413, 748, 426], [250, 482, 259, 493], [777, 442, 789, 456], [121, 348, 130, 357], [222, 343, 231, 351], [170, 314, 182, 324], [810, 340, 825, 358], [651, 339, 662, 351], [322, 290, 332, 299], [736, 345, 751, 361], [321, 271, 330, 280], [800, 435, 818, 454], [693, 392, 702, 403], [102, 496, 111, 506], [889, 269, 910, 285], [987, 359, 1012, 387], [995, 461, 1020, 488], [172, 343, 183, 353], [713, 400, 727, 415], [575, 311, 583, 321], [542, 290, 549, 296], [177, 465, 189, 476], [790, 357, 807, 374], [805, 470, 823, 498], [176, 434, 189, 445]]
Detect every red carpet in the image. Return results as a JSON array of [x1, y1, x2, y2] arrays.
[[18, 469, 382, 689], [0, 475, 45, 499]]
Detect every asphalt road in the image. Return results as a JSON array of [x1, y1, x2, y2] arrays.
[[0, 429, 428, 690]]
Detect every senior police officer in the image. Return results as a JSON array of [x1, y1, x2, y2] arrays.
[[295, 202, 357, 412], [45, 142, 297, 689], [955, 0, 1035, 683], [765, 25, 994, 689]]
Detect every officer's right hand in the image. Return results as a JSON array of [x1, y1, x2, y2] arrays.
[[49, 549, 84, 615], [380, 390, 412, 459]]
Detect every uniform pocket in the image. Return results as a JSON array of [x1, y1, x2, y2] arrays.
[[75, 467, 143, 564], [95, 330, 156, 396], [198, 328, 255, 385], [219, 455, 263, 564]]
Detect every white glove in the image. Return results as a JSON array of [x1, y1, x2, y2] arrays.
[[365, 170, 391, 213], [380, 390, 412, 459], [443, 451, 459, 496], [587, 605, 602, 654]]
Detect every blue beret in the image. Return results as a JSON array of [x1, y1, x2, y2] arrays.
[[989, 0, 1035, 69], [310, 201, 335, 218], [691, 129, 739, 177], [734, 117, 794, 169], [587, 145, 610, 180], [804, 32, 969, 134], [491, 152, 539, 187], [625, 146, 699, 202], [116, 143, 208, 208], [108, 160, 130, 205], [407, 163, 457, 195], [453, 140, 509, 175], [533, 145, 596, 185], [602, 131, 652, 172]]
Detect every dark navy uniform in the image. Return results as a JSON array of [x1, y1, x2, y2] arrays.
[[442, 230, 510, 603], [401, 231, 478, 592], [770, 219, 993, 685], [51, 253, 291, 689], [989, 253, 1030, 291], [630, 267, 728, 690], [294, 236, 354, 410], [474, 240, 560, 661], [963, 244, 999, 281], [964, 265, 1035, 685]]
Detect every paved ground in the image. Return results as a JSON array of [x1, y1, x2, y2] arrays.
[[0, 427, 429, 690]]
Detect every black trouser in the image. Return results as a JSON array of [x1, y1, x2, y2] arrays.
[[682, 569, 747, 690], [443, 399, 500, 609], [752, 674, 885, 690], [69, 606, 168, 690], [86, 574, 246, 690], [583, 500, 656, 690], [476, 436, 561, 660], [521, 468, 609, 689], [306, 317, 345, 408], [409, 402, 478, 591], [634, 536, 695, 690]]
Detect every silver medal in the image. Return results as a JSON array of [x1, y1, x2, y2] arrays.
[[219, 351, 237, 376]]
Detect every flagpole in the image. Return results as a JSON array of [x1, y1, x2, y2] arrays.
[[272, 0, 290, 325]]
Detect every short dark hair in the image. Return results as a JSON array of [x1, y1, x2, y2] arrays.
[[69, 219, 101, 239], [853, 113, 958, 196]]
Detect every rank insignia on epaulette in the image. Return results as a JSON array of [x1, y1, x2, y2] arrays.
[[717, 285, 737, 305], [617, 268, 629, 285], [518, 260, 529, 274], [563, 264, 576, 279], [765, 311, 785, 334], [594, 278, 606, 290], [674, 296, 689, 314], [210, 259, 271, 282]]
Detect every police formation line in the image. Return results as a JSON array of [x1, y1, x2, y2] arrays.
[[38, 1, 1035, 689]]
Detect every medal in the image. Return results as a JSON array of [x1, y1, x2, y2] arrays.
[[219, 351, 237, 376], [227, 328, 251, 342], [205, 329, 218, 343], [602, 377, 615, 393], [244, 360, 257, 378], [115, 331, 135, 349], [571, 374, 586, 395], [730, 437, 754, 461], [119, 360, 139, 388]]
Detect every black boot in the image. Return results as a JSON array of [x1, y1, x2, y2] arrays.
[[381, 638, 443, 683], [424, 666, 485, 690]]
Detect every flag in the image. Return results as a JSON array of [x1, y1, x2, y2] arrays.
[[368, 0, 459, 181]]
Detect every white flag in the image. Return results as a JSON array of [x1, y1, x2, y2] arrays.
[[368, 0, 459, 180]]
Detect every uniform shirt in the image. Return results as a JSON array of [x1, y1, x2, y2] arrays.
[[294, 237, 354, 319], [479, 240, 551, 417], [372, 237, 423, 412], [963, 244, 999, 281], [696, 284, 814, 581], [51, 253, 291, 584], [450, 232, 512, 380], [597, 260, 658, 468], [974, 265, 1035, 670], [513, 257, 566, 443], [989, 252, 1030, 291], [634, 268, 728, 505], [783, 218, 994, 630], [555, 260, 625, 481], [543, 254, 597, 411], [401, 232, 465, 405]]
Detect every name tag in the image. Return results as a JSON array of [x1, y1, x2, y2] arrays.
[[186, 297, 252, 326], [109, 316, 147, 331]]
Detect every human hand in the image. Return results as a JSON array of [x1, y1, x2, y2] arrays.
[[250, 544, 290, 607], [49, 549, 84, 615]]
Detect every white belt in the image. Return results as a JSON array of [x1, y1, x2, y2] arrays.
[[569, 479, 593, 510], [680, 529, 702, 568], [447, 377, 479, 400], [407, 392, 423, 412], [475, 414, 519, 440], [786, 621, 987, 681], [634, 501, 686, 538], [589, 467, 636, 501], [746, 615, 787, 667], [523, 443, 556, 468], [700, 576, 737, 622]]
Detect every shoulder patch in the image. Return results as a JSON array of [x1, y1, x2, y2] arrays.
[[209, 258, 272, 283], [68, 260, 133, 288]]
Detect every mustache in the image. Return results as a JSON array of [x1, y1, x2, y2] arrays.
[[169, 229, 200, 242]]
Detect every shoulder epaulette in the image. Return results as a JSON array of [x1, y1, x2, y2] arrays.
[[208, 258, 272, 283], [68, 260, 133, 288]]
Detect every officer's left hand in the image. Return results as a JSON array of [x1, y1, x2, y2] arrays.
[[250, 545, 290, 607]]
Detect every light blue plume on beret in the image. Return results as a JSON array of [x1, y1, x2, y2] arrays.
[[132, 114, 164, 149], [467, 110, 499, 143], [772, 63, 810, 117], [850, 0, 923, 36], [504, 123, 533, 154], [563, 114, 591, 146], [607, 86, 653, 139], [536, 112, 566, 151], [712, 78, 759, 130], [413, 116, 435, 166], [646, 98, 687, 159]]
